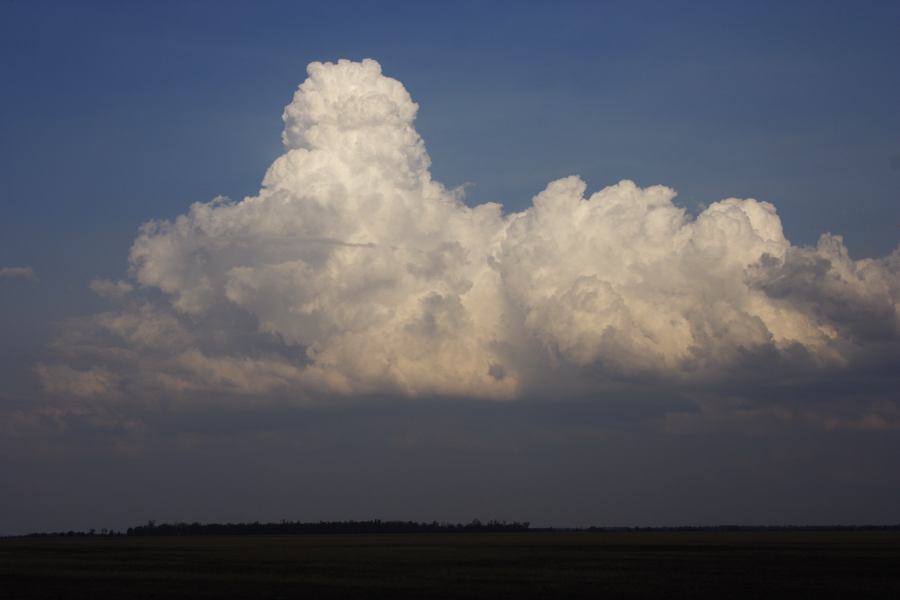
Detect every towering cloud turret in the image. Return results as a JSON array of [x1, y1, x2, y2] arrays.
[[37, 60, 900, 427]]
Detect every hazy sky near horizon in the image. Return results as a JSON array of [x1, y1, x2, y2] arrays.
[[1, 1, 899, 535]]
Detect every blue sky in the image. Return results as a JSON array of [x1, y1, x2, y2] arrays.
[[3, 1, 899, 344], [1, 1, 899, 533]]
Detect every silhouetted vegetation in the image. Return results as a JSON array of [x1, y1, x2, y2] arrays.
[[22, 529, 125, 538], [124, 520, 900, 537], [11, 521, 899, 540], [126, 519, 531, 536]]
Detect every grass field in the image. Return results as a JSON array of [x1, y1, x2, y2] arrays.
[[2, 531, 899, 599]]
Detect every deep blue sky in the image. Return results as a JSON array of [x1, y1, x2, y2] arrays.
[[2, 1, 898, 327], [1, 1, 899, 533]]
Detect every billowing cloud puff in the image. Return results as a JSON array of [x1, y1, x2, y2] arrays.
[[39, 59, 900, 424]]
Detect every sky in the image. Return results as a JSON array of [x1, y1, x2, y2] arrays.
[[1, 0, 899, 535]]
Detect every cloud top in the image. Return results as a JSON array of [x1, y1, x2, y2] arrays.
[[37, 60, 900, 428]]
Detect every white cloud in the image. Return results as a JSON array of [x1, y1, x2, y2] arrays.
[[37, 59, 900, 425], [0, 266, 37, 281]]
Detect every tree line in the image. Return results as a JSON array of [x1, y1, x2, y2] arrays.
[[16, 521, 900, 538], [126, 519, 531, 536]]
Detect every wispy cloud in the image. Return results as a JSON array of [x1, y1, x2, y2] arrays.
[[0, 266, 37, 281]]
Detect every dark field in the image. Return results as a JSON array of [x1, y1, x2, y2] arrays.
[[2, 532, 900, 599]]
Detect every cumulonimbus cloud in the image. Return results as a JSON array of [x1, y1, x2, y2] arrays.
[[36, 59, 899, 422]]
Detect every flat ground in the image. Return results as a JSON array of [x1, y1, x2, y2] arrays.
[[2, 532, 899, 599]]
